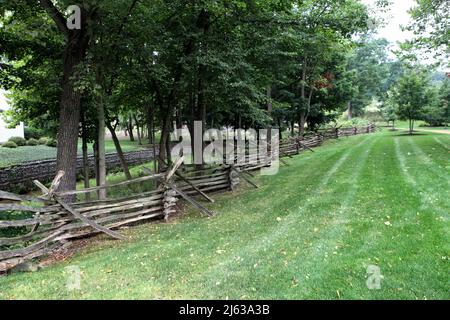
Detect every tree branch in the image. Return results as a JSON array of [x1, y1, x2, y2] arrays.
[[39, 0, 69, 37]]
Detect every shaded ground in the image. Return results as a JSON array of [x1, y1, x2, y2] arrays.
[[0, 130, 448, 300]]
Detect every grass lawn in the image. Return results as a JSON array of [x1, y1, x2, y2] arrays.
[[390, 120, 450, 134], [0, 130, 448, 300], [0, 139, 146, 168]]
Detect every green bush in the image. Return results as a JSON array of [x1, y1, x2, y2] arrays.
[[46, 138, 57, 147], [38, 137, 49, 145], [24, 127, 44, 140], [2, 141, 18, 148], [422, 105, 447, 127], [26, 138, 39, 146], [8, 136, 27, 146]]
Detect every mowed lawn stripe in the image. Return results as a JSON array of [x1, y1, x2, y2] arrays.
[[395, 137, 450, 217], [317, 134, 448, 299], [406, 137, 450, 187], [433, 137, 449, 151], [170, 135, 379, 299]]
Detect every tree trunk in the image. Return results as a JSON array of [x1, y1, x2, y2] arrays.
[[195, 68, 206, 167], [278, 118, 283, 140], [299, 60, 308, 138], [159, 110, 172, 170], [157, 8, 201, 169], [147, 103, 154, 144], [409, 119, 415, 135], [96, 92, 107, 200], [267, 84, 273, 152], [134, 115, 142, 145], [55, 46, 87, 194], [152, 127, 157, 173], [93, 139, 100, 188], [39, 0, 89, 195], [347, 101, 353, 120], [80, 105, 90, 202], [106, 121, 132, 180], [176, 107, 183, 129], [299, 112, 307, 137], [128, 116, 135, 142]]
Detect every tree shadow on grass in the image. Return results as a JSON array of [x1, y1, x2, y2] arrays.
[[392, 132, 429, 137]]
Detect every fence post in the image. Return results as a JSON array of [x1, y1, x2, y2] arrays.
[[228, 167, 240, 191], [163, 188, 178, 221]]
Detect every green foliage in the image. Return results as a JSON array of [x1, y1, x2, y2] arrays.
[[24, 127, 44, 140], [407, 0, 450, 63], [422, 104, 446, 127], [391, 70, 430, 132], [1, 0, 371, 148], [363, 100, 383, 122], [421, 80, 450, 127], [339, 37, 394, 117], [45, 138, 57, 148], [380, 95, 398, 125], [38, 137, 49, 145], [437, 79, 450, 126], [8, 136, 26, 146], [328, 117, 371, 129], [2, 141, 18, 148], [26, 138, 39, 146]]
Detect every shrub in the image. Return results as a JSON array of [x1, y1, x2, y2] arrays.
[[2, 141, 18, 148], [24, 127, 44, 140], [8, 136, 27, 146], [26, 138, 39, 146], [46, 138, 57, 147], [422, 105, 446, 127], [38, 137, 49, 145]]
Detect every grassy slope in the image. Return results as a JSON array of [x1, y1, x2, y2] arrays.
[[0, 130, 448, 300], [0, 139, 146, 168]]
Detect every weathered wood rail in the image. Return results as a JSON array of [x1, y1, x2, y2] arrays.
[[0, 124, 376, 273], [278, 124, 376, 158], [0, 164, 234, 272]]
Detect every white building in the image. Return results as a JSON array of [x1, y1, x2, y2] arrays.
[[0, 90, 25, 143]]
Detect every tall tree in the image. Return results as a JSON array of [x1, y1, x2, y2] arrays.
[[39, 0, 94, 193], [391, 70, 429, 134]]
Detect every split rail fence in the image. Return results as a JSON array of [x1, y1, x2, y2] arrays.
[[0, 124, 375, 272]]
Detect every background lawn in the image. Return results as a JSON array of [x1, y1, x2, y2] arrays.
[[0, 139, 147, 168], [0, 130, 448, 300], [385, 120, 449, 134]]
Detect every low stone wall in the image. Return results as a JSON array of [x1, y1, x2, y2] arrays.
[[0, 149, 158, 192]]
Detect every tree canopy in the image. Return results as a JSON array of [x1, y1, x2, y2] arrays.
[[0, 0, 447, 192]]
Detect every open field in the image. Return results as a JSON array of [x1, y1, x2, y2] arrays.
[[0, 130, 448, 300]]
